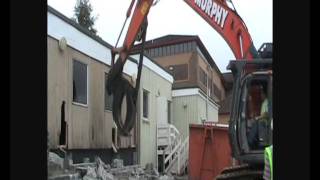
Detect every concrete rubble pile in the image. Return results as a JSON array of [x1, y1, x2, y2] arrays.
[[48, 152, 80, 179], [48, 152, 176, 180]]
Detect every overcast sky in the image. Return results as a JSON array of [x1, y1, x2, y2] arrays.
[[48, 0, 272, 73]]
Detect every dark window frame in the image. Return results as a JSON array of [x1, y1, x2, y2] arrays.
[[143, 89, 149, 119], [154, 48, 159, 57], [166, 46, 171, 56], [183, 43, 188, 52], [213, 83, 221, 100], [105, 73, 113, 111], [187, 42, 192, 51], [163, 46, 167, 56], [170, 64, 189, 81], [159, 47, 163, 56], [174, 44, 179, 54], [179, 43, 184, 53], [72, 59, 88, 105], [167, 100, 171, 124], [199, 68, 207, 86], [170, 45, 174, 55]]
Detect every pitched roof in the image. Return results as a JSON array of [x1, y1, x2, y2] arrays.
[[48, 5, 173, 82], [134, 34, 199, 49]]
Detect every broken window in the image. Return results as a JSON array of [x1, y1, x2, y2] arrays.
[[112, 127, 116, 145], [73, 60, 87, 104], [59, 101, 66, 146]]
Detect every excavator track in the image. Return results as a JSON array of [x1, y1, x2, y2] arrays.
[[216, 165, 263, 180], [219, 164, 250, 174]]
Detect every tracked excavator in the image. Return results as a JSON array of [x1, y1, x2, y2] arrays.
[[106, 0, 272, 179]]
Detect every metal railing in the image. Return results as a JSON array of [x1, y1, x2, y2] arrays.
[[176, 136, 189, 175], [157, 124, 181, 154], [157, 124, 189, 175], [162, 135, 189, 175]]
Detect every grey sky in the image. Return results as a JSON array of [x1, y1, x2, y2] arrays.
[[48, 0, 272, 73]]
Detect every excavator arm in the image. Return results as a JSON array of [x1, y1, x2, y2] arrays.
[[111, 0, 154, 65], [114, 0, 258, 63], [184, 0, 258, 59], [107, 0, 258, 136], [106, 0, 154, 136]]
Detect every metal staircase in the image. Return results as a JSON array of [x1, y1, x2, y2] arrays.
[[157, 124, 189, 175]]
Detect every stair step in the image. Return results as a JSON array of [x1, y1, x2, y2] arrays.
[[157, 124, 188, 175]]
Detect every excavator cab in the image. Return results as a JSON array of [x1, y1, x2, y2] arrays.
[[228, 59, 272, 166], [244, 71, 272, 149]]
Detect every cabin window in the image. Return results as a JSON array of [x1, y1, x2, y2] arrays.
[[105, 73, 113, 111], [143, 90, 149, 119], [73, 60, 87, 105]]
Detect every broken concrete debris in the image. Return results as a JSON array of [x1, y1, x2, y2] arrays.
[[48, 152, 177, 180], [159, 175, 175, 180], [111, 158, 124, 168], [144, 163, 160, 177], [48, 152, 65, 177], [49, 152, 64, 169]]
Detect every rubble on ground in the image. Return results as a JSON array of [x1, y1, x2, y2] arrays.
[[48, 152, 179, 180], [48, 152, 65, 177], [159, 175, 175, 180], [48, 152, 80, 179], [111, 158, 124, 168]]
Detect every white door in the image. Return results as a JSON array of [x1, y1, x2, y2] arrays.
[[157, 96, 168, 125], [156, 96, 168, 169]]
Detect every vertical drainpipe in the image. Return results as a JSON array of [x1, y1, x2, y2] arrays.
[[206, 64, 212, 122], [156, 114, 158, 170], [137, 88, 141, 165], [206, 68, 209, 122]]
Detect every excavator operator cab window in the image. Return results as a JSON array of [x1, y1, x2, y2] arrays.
[[239, 72, 272, 152]]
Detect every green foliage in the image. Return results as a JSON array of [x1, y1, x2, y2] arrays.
[[72, 0, 98, 34]]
